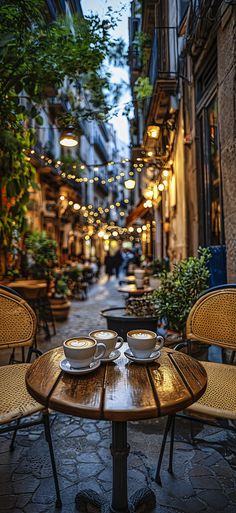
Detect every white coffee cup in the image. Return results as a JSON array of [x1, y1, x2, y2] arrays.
[[127, 330, 164, 359], [136, 278, 144, 289], [89, 329, 123, 358], [63, 337, 106, 368], [134, 269, 145, 279]]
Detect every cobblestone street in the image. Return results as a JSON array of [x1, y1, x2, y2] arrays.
[[1, 276, 236, 513]]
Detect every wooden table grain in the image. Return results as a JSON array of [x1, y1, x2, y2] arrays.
[[26, 346, 207, 513]]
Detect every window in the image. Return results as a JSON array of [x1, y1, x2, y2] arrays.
[[197, 96, 224, 246]]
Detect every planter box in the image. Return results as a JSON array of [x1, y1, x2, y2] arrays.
[[50, 298, 71, 321], [101, 307, 158, 340]]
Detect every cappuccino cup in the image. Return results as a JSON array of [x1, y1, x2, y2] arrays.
[[127, 330, 164, 359], [63, 337, 106, 368], [89, 329, 123, 358], [134, 269, 145, 279], [136, 278, 144, 289]]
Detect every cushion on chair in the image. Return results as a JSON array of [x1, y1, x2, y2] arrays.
[[0, 364, 44, 425], [186, 361, 236, 420]]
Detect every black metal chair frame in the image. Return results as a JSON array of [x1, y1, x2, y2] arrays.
[[155, 284, 236, 485], [0, 410, 62, 507]]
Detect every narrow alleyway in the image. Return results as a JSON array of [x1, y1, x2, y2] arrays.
[[0, 276, 236, 513]]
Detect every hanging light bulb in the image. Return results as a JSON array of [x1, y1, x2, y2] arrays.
[[124, 178, 136, 190], [60, 128, 78, 147]]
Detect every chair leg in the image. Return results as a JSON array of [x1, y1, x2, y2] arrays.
[[155, 415, 173, 484], [9, 349, 15, 364], [168, 415, 176, 474], [9, 418, 21, 451], [42, 413, 62, 508]]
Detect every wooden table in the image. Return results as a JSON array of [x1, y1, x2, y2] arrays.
[[26, 346, 207, 513], [117, 284, 154, 298]]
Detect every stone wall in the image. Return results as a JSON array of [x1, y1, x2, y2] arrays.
[[218, 5, 236, 282]]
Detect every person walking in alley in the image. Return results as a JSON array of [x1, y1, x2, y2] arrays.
[[113, 249, 123, 280], [104, 251, 114, 280]]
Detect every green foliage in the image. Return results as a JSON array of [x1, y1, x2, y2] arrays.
[[0, 0, 126, 249], [132, 31, 151, 66], [151, 258, 170, 277], [134, 76, 153, 101], [25, 230, 57, 280], [151, 248, 211, 334], [53, 272, 69, 298]]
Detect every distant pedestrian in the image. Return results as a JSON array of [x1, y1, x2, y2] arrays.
[[104, 252, 113, 280], [113, 249, 123, 279]]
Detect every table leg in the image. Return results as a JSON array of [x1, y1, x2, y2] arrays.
[[110, 421, 156, 513], [75, 421, 156, 513], [110, 421, 129, 513]]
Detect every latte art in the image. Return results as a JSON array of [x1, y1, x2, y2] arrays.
[[65, 339, 95, 348], [93, 331, 114, 339], [131, 332, 153, 339]]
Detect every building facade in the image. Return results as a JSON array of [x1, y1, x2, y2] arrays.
[[129, 0, 236, 281]]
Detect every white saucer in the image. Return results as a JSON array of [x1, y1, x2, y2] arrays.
[[100, 350, 121, 363], [124, 349, 161, 364], [59, 358, 101, 375]]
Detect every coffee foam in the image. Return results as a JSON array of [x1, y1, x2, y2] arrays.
[[131, 332, 153, 339], [65, 339, 94, 348], [93, 331, 114, 339]]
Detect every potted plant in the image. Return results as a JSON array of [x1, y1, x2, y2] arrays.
[[25, 230, 57, 290], [50, 271, 71, 321], [151, 247, 211, 349], [101, 295, 158, 340]]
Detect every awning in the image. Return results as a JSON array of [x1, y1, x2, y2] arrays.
[[126, 199, 148, 226]]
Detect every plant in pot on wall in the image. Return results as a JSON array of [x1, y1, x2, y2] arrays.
[[50, 271, 71, 321], [151, 247, 211, 349]]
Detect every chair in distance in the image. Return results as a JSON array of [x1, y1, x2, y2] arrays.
[[155, 285, 236, 484], [0, 286, 61, 506]]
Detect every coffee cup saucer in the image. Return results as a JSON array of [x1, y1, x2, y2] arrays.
[[59, 358, 101, 375], [100, 349, 121, 363], [124, 349, 161, 364]]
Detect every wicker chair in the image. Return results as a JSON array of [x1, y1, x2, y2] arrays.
[[155, 285, 236, 483], [0, 286, 39, 363], [0, 287, 61, 506]]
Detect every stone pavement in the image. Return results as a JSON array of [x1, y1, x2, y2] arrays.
[[1, 275, 236, 513]]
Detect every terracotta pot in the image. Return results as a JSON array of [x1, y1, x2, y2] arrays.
[[50, 298, 71, 321]]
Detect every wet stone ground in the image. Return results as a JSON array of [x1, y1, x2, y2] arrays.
[[1, 275, 236, 513]]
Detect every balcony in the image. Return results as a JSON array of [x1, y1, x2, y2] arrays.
[[94, 133, 110, 162], [48, 94, 71, 116], [143, 27, 177, 127]]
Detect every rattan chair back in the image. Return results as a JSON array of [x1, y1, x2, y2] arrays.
[[186, 287, 236, 350], [0, 287, 37, 350]]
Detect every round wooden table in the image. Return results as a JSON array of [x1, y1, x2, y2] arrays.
[[117, 284, 154, 298], [26, 346, 207, 513]]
